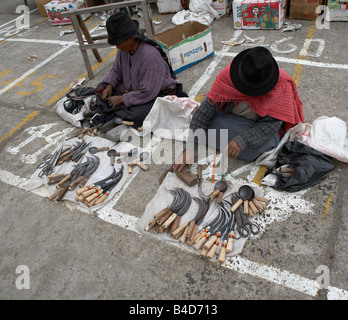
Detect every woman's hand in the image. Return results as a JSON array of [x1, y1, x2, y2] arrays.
[[173, 150, 195, 172], [101, 84, 113, 102], [226, 139, 241, 159], [107, 95, 124, 108]]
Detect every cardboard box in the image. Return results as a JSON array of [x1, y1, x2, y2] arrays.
[[289, 0, 322, 20], [327, 0, 348, 20], [35, 0, 51, 17], [44, 0, 90, 25], [233, 0, 286, 29], [153, 22, 214, 74], [211, 0, 230, 15], [157, 0, 183, 13], [328, 9, 348, 20], [327, 0, 348, 9]]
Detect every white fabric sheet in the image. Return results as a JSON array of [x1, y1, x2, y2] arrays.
[[26, 135, 141, 211], [136, 172, 255, 257]]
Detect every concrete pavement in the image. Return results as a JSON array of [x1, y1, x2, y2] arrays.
[[1, 0, 348, 303]]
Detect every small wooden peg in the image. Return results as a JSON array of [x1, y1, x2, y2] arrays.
[[76, 184, 94, 196], [217, 191, 224, 204], [157, 210, 173, 225], [226, 232, 234, 253], [203, 232, 220, 250], [194, 233, 210, 251], [231, 199, 243, 212], [218, 240, 227, 264], [179, 225, 189, 244], [172, 221, 189, 239], [206, 239, 220, 259]]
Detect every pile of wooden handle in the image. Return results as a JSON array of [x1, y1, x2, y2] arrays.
[[232, 195, 268, 217], [144, 207, 183, 235], [144, 207, 236, 264], [192, 196, 268, 264], [145, 195, 269, 265], [191, 228, 235, 264], [75, 184, 109, 207], [67, 125, 100, 140], [47, 172, 88, 201], [47, 173, 68, 185]]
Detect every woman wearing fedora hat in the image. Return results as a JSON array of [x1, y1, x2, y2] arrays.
[[174, 46, 305, 171], [91, 13, 186, 132]]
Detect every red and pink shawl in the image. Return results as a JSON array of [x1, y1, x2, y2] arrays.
[[206, 63, 305, 131]]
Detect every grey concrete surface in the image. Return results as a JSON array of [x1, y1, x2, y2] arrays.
[[0, 0, 348, 305]]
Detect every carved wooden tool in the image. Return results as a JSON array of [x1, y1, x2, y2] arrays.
[[107, 149, 116, 166]]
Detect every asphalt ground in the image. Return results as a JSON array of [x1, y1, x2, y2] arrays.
[[1, 0, 348, 306]]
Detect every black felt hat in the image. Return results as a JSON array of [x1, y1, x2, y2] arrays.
[[106, 12, 139, 46], [230, 47, 279, 97]]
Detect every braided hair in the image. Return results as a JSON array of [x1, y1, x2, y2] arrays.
[[132, 30, 176, 80]]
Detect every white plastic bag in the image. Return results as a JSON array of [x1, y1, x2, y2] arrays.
[[189, 0, 219, 17], [256, 117, 348, 166], [54, 95, 94, 128], [172, 0, 219, 25], [306, 116, 348, 163], [130, 95, 199, 141]]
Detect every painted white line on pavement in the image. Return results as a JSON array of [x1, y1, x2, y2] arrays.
[[1, 165, 348, 300], [0, 22, 105, 97], [189, 43, 348, 99], [216, 51, 348, 70], [2, 37, 79, 46], [0, 8, 38, 29], [0, 43, 74, 96]]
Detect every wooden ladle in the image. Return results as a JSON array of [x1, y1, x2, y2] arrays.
[[231, 185, 255, 213], [89, 146, 109, 154], [107, 149, 116, 166], [114, 117, 134, 126], [116, 147, 138, 157], [208, 180, 227, 202]]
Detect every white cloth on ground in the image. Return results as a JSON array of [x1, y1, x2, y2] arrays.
[[129, 95, 199, 142], [136, 172, 256, 257], [26, 135, 141, 210]]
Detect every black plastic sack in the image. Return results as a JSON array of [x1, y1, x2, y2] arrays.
[[272, 141, 335, 192]]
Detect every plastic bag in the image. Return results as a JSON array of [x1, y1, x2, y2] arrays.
[[129, 95, 199, 141], [263, 141, 335, 192], [54, 87, 96, 127], [255, 122, 311, 167], [172, 0, 220, 26], [306, 116, 348, 163]]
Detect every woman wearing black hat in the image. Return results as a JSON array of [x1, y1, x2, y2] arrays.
[[174, 46, 305, 171], [92, 12, 184, 132]]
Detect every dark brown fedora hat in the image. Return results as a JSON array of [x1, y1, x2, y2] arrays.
[[230, 47, 279, 97], [106, 12, 139, 46]]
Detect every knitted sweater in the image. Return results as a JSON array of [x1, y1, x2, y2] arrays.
[[103, 42, 176, 107], [188, 98, 283, 151]]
